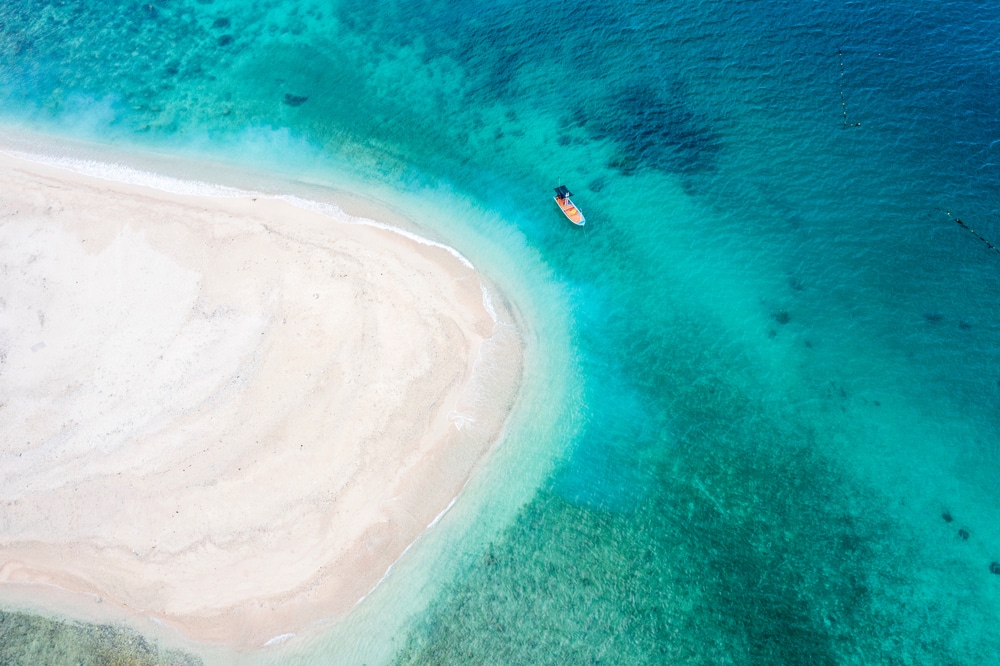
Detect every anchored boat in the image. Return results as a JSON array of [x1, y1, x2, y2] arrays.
[[554, 185, 585, 226]]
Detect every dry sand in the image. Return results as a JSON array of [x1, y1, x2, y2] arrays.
[[0, 151, 521, 649]]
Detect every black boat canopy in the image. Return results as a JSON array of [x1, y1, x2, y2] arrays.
[[554, 185, 573, 199]]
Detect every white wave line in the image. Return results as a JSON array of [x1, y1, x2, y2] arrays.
[[353, 492, 462, 608], [2, 149, 479, 273], [2, 149, 255, 198], [262, 632, 296, 647], [276, 194, 476, 270], [480, 283, 499, 326]]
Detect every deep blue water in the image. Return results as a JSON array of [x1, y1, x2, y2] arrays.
[[1, 0, 1000, 663]]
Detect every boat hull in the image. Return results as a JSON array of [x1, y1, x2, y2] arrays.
[[554, 196, 586, 226]]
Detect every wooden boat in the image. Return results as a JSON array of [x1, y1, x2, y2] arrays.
[[554, 185, 585, 226]]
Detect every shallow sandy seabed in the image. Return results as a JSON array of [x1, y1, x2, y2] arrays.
[[0, 151, 522, 650]]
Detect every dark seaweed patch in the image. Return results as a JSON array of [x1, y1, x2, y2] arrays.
[[283, 93, 308, 107], [393, 299, 941, 664], [586, 83, 719, 176], [0, 609, 202, 665], [212, 17, 230, 29], [217, 34, 233, 46]]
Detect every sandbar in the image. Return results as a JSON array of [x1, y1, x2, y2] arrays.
[[0, 150, 521, 649]]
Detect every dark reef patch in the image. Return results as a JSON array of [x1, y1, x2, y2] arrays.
[[283, 93, 309, 107], [394, 368, 933, 664], [581, 82, 719, 176], [0, 610, 201, 665]]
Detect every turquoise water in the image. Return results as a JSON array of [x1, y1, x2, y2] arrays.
[[2, 0, 1000, 663]]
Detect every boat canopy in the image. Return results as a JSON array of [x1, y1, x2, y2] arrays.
[[554, 185, 573, 199]]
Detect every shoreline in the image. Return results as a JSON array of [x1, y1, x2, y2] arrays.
[[0, 148, 524, 651]]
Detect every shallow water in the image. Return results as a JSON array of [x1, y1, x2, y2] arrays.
[[1, 0, 999, 663], [0, 609, 201, 665]]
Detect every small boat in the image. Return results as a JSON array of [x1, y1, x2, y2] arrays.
[[554, 185, 585, 226]]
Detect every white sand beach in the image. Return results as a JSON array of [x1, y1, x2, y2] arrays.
[[0, 151, 521, 649]]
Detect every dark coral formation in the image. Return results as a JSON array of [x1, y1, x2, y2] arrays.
[[0, 610, 201, 665], [283, 93, 309, 107]]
